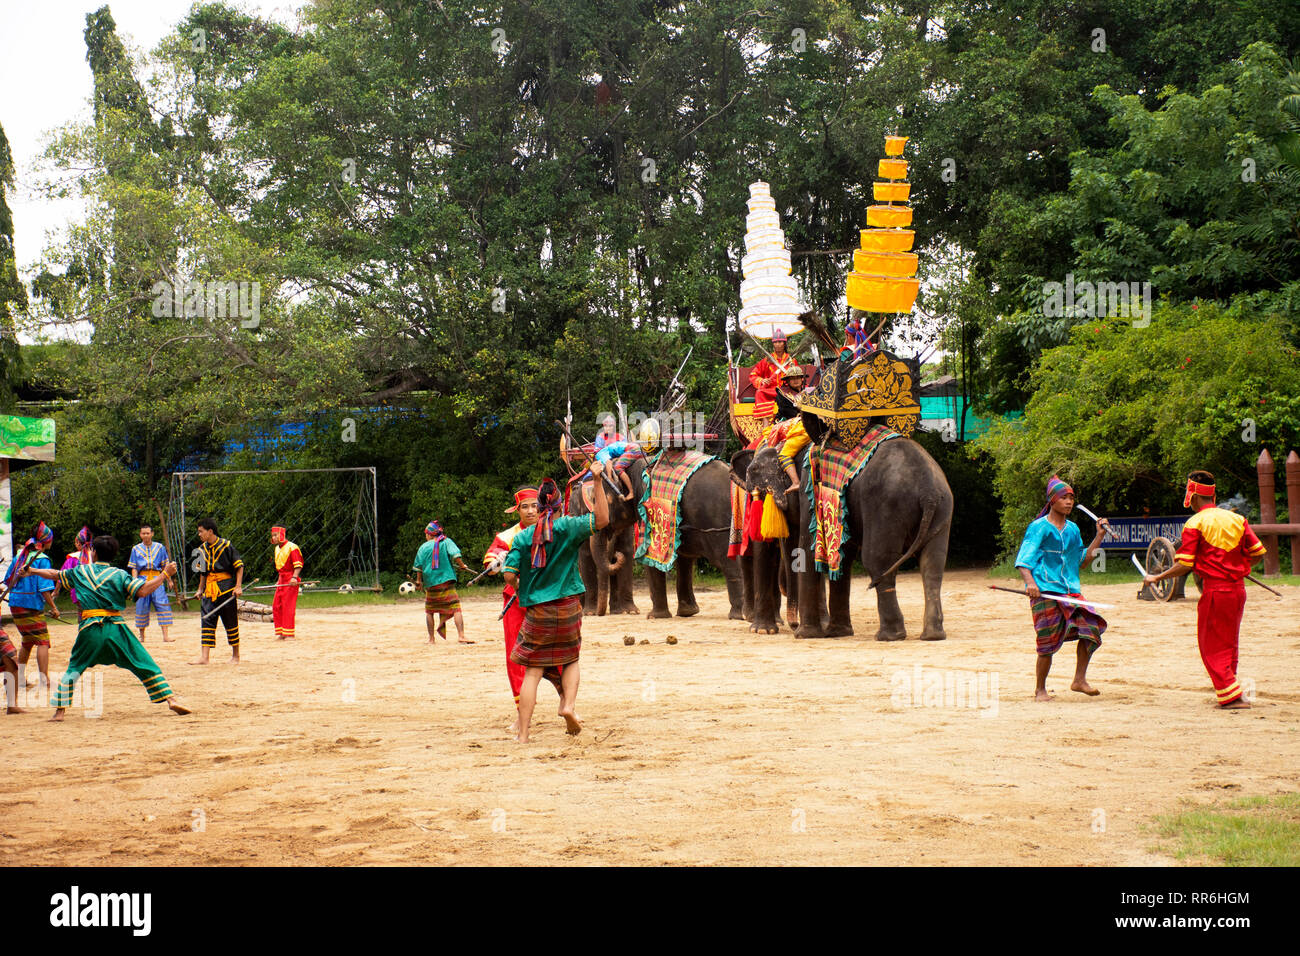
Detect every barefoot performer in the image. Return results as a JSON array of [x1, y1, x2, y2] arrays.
[[486, 485, 563, 727], [1143, 471, 1266, 709], [1015, 476, 1110, 701], [129, 524, 174, 643], [270, 526, 304, 640], [502, 464, 609, 742], [413, 520, 472, 643], [192, 518, 244, 664], [4, 521, 62, 693], [21, 535, 190, 720]]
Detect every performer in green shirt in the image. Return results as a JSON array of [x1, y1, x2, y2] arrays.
[[413, 520, 472, 643], [22, 534, 191, 721], [503, 460, 610, 743]]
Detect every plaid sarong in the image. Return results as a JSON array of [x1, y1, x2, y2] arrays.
[[424, 581, 462, 639], [0, 627, 15, 661], [807, 426, 903, 579], [636, 448, 715, 572], [1030, 595, 1106, 655], [11, 608, 51, 647], [511, 595, 583, 668]]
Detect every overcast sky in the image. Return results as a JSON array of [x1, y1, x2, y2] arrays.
[[1, 1, 309, 277]]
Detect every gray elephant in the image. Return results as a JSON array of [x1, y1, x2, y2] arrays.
[[742, 423, 952, 641], [729, 448, 795, 632], [579, 453, 746, 619], [568, 479, 639, 616]]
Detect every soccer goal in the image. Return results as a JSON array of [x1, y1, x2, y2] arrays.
[[165, 467, 380, 596]]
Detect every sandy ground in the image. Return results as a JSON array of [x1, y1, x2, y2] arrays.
[[2, 567, 1297, 866]]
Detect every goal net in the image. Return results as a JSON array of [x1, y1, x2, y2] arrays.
[[165, 467, 380, 596]]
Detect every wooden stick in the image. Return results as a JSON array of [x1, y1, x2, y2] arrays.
[[987, 585, 1114, 610]]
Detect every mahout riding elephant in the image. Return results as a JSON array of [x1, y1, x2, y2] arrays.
[[582, 454, 746, 619], [742, 419, 953, 641], [729, 448, 796, 632], [568, 480, 639, 616]]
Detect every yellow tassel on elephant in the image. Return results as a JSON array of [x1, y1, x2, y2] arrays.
[[760, 493, 789, 539]]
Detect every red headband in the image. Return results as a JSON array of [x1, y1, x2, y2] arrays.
[[271, 526, 286, 537], [1184, 479, 1215, 508], [505, 488, 539, 514]]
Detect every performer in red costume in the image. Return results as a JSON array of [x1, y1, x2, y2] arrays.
[[748, 329, 800, 418], [1144, 471, 1267, 709], [270, 526, 304, 640], [484, 485, 562, 731]]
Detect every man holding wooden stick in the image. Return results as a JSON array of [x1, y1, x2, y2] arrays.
[[191, 518, 244, 665], [1015, 476, 1110, 701], [1143, 471, 1267, 709]]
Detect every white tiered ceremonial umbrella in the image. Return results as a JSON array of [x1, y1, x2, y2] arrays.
[[736, 182, 806, 339]]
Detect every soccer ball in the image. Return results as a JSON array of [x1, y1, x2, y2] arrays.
[[398, 581, 416, 595], [338, 583, 354, 594]]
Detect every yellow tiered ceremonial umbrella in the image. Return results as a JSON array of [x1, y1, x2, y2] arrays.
[[846, 135, 920, 315]]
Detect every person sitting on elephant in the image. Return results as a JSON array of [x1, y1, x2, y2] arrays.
[[749, 330, 800, 417], [1015, 475, 1110, 702], [594, 415, 623, 452], [577, 440, 642, 501]]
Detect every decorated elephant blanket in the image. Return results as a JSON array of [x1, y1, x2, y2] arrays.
[[636, 448, 715, 572], [806, 425, 904, 579]]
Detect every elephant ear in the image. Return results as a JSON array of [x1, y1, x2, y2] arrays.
[[730, 448, 755, 482], [801, 410, 827, 444]]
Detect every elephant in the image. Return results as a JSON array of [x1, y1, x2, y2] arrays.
[[568, 479, 639, 616], [578, 453, 746, 619], [742, 422, 953, 641], [729, 448, 796, 633]]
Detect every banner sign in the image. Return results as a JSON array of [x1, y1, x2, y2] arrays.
[[1097, 516, 1186, 550]]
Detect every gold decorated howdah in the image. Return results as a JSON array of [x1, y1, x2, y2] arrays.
[[799, 349, 920, 444]]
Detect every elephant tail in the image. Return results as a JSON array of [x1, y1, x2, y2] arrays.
[[869, 492, 939, 589]]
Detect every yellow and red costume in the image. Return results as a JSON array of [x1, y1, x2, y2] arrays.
[[1174, 479, 1267, 706], [272, 527, 304, 639]]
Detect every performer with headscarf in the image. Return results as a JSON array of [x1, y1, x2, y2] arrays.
[[503, 463, 610, 743], [485, 485, 564, 726], [56, 526, 94, 612], [270, 525, 304, 640], [413, 519, 472, 643], [1015, 476, 1110, 701], [191, 517, 244, 665], [1143, 471, 1266, 709], [4, 521, 61, 695], [129, 523, 174, 643], [22, 534, 191, 721], [748, 330, 800, 418]]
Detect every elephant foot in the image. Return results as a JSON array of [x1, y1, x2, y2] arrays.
[[785, 613, 799, 628], [676, 604, 700, 618], [613, 602, 641, 615], [919, 629, 947, 642], [742, 605, 754, 622], [749, 622, 779, 635], [728, 607, 747, 621], [825, 624, 854, 638], [583, 602, 597, 616], [647, 608, 672, 620], [874, 628, 907, 642], [795, 624, 829, 639]]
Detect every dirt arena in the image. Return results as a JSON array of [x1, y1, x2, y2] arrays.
[[3, 567, 1296, 866]]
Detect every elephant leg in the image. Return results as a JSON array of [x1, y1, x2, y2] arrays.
[[870, 539, 908, 640], [918, 525, 949, 641], [780, 539, 799, 628], [740, 553, 755, 622], [675, 556, 699, 617], [723, 559, 746, 620], [595, 538, 610, 617], [794, 524, 829, 639], [750, 542, 781, 634], [578, 540, 598, 615], [825, 572, 854, 637], [613, 527, 639, 614], [645, 568, 672, 619]]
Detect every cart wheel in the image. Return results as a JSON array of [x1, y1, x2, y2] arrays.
[[1145, 537, 1178, 602]]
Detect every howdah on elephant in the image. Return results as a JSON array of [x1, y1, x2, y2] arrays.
[[742, 424, 952, 641]]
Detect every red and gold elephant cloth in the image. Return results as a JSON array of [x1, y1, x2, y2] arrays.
[[808, 426, 904, 579], [636, 448, 716, 572]]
